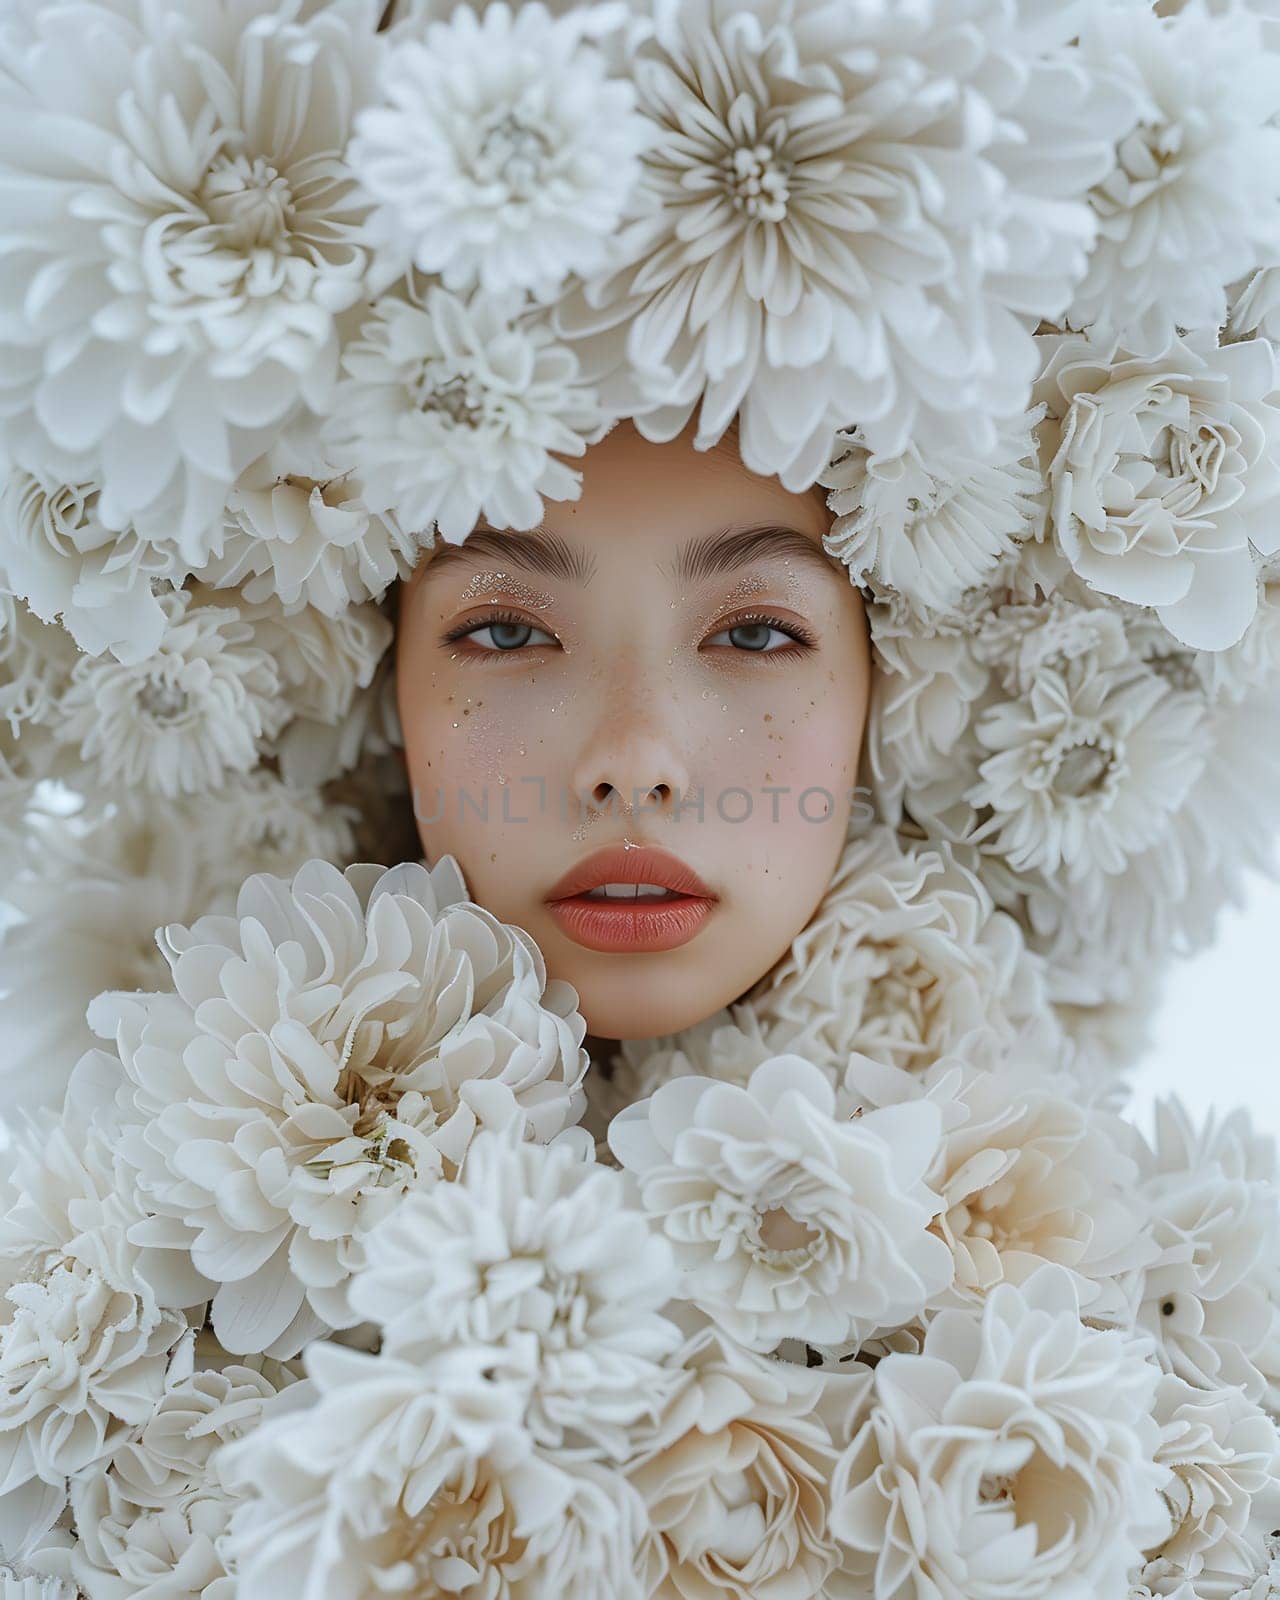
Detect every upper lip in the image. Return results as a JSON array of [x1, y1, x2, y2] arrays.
[[545, 844, 717, 902]]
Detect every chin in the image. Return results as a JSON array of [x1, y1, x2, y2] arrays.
[[573, 968, 738, 1042]]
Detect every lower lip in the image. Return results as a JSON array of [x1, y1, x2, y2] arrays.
[[546, 894, 716, 952]]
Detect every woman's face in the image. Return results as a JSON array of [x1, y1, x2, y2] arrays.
[[396, 418, 871, 1041]]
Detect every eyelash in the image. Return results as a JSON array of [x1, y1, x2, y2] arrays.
[[440, 608, 818, 660]]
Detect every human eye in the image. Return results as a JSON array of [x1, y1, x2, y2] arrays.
[[703, 610, 817, 659], [440, 608, 561, 657]]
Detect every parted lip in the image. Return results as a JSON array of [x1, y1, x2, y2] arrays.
[[544, 844, 717, 903]]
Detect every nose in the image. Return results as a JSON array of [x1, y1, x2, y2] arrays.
[[570, 676, 692, 818]]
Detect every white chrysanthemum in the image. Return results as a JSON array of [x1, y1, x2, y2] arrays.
[[817, 414, 1042, 617], [64, 1335, 298, 1600], [0, 472, 179, 664], [53, 587, 288, 799], [324, 281, 607, 542], [108, 857, 588, 1356], [1141, 1374, 1280, 1594], [349, 1124, 682, 1458], [1067, 2, 1280, 349], [0, 1060, 194, 1502], [1033, 327, 1280, 651], [829, 1267, 1173, 1600], [350, 1, 651, 300], [219, 1342, 655, 1600], [608, 1055, 953, 1352], [0, 1573, 76, 1600], [0, 0, 381, 547], [1137, 1098, 1280, 1405], [0, 595, 78, 840], [841, 1054, 1157, 1326], [198, 426, 420, 617], [551, 0, 1135, 486], [744, 824, 1062, 1078], [966, 662, 1206, 881], [629, 1320, 870, 1600]]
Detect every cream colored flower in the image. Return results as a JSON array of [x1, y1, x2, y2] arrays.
[[830, 1267, 1173, 1600], [608, 1055, 952, 1352], [349, 1124, 683, 1458], [219, 1342, 655, 1599], [0, 1060, 194, 1502], [109, 857, 589, 1357], [350, 0, 651, 300], [1033, 327, 1280, 651], [630, 1320, 871, 1600], [325, 280, 607, 542], [0, 0, 381, 545], [552, 0, 1135, 483], [745, 824, 1062, 1077]]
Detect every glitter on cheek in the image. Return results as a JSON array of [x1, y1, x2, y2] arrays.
[[456, 570, 556, 611]]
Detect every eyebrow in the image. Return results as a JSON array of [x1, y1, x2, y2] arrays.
[[421, 521, 841, 588]]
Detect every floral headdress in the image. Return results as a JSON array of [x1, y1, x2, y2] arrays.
[[1, 2, 1279, 1596]]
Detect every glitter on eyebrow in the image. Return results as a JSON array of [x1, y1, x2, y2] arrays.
[[456, 570, 556, 611]]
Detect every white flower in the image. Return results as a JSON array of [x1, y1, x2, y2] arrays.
[[0, 472, 179, 664], [1137, 1098, 1280, 1405], [199, 425, 420, 617], [349, 1124, 682, 1458], [0, 1573, 76, 1600], [1143, 1374, 1280, 1592], [552, 0, 1134, 485], [1068, 2, 1280, 349], [219, 1342, 655, 1599], [745, 824, 1062, 1078], [0, 1059, 194, 1502], [325, 280, 607, 542], [841, 1054, 1157, 1326], [629, 1320, 870, 1600], [966, 661, 1206, 881], [350, 0, 651, 300], [53, 587, 288, 799], [106, 857, 588, 1356], [829, 1266, 1173, 1600], [64, 1336, 298, 1600], [818, 414, 1043, 618], [608, 1055, 953, 1352], [1033, 327, 1280, 651], [0, 0, 383, 549]]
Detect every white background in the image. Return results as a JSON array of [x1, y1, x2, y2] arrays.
[[1128, 869, 1280, 1141]]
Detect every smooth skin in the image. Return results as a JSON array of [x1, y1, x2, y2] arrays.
[[395, 416, 871, 1042]]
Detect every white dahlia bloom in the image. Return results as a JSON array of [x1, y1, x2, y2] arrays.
[[841, 1054, 1157, 1325], [350, 0, 651, 301], [630, 1321, 870, 1600], [1068, 2, 1280, 349], [199, 425, 420, 617], [551, 0, 1135, 486], [1137, 1098, 1280, 1405], [608, 1055, 953, 1352], [0, 1060, 194, 1502], [1033, 327, 1280, 651], [1141, 1374, 1280, 1594], [817, 414, 1043, 618], [349, 1124, 683, 1458], [966, 661, 1206, 881], [53, 587, 288, 799], [107, 857, 588, 1356], [829, 1267, 1173, 1600], [219, 1342, 655, 1600], [0, 0, 381, 547], [64, 1337, 298, 1600], [325, 280, 607, 542], [0, 472, 179, 664], [744, 824, 1062, 1078]]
